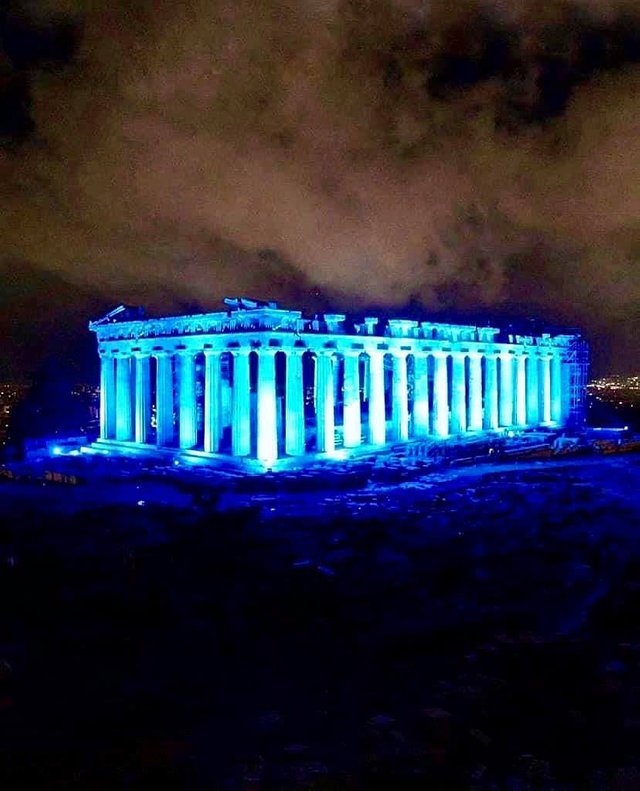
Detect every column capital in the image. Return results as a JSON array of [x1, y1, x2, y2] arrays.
[[256, 346, 278, 357], [431, 349, 449, 360], [283, 346, 306, 357], [389, 348, 409, 359], [342, 348, 362, 359], [315, 348, 335, 358], [203, 347, 223, 358], [153, 349, 172, 358], [175, 348, 197, 358], [539, 352, 553, 361], [132, 350, 150, 359], [231, 346, 251, 357], [466, 350, 483, 360], [99, 351, 115, 359], [483, 351, 500, 360]]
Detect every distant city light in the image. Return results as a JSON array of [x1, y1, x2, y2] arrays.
[[587, 375, 640, 409]]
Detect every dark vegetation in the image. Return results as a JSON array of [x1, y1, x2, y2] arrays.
[[2, 460, 640, 787]]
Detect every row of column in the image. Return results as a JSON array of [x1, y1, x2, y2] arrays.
[[100, 349, 302, 464], [100, 347, 564, 464]]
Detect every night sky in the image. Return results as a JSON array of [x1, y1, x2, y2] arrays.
[[1, 0, 640, 381]]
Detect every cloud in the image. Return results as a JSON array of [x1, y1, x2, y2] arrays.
[[1, 0, 640, 370]]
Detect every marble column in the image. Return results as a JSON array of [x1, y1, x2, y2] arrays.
[[203, 350, 222, 453], [285, 349, 306, 456], [467, 351, 483, 431], [432, 351, 449, 437], [559, 361, 571, 424], [450, 352, 467, 434], [256, 348, 278, 464], [499, 353, 514, 427], [342, 351, 362, 448], [484, 353, 499, 430], [526, 354, 540, 425], [540, 354, 552, 424], [177, 351, 198, 449], [155, 352, 174, 447], [515, 355, 527, 427], [231, 348, 251, 457], [391, 351, 409, 442], [551, 354, 563, 424], [367, 349, 386, 446], [315, 350, 335, 453], [412, 352, 430, 438], [99, 353, 116, 440], [115, 354, 133, 441], [361, 353, 370, 400], [134, 353, 151, 444], [333, 355, 341, 405]]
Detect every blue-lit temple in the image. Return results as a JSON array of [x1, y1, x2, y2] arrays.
[[89, 298, 589, 468]]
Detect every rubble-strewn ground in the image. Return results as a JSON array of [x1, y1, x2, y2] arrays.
[[2, 456, 640, 788]]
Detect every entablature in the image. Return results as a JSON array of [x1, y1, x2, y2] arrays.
[[91, 297, 580, 351], [98, 331, 570, 360]]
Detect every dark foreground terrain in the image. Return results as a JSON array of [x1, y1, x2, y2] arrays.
[[2, 457, 640, 788]]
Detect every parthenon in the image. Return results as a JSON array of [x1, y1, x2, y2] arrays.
[[89, 298, 587, 467]]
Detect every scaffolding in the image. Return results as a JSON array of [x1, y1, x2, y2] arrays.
[[565, 335, 590, 428]]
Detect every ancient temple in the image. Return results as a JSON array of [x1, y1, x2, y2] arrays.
[[89, 298, 588, 467]]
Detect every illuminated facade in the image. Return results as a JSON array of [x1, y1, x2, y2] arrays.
[[89, 298, 587, 467]]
